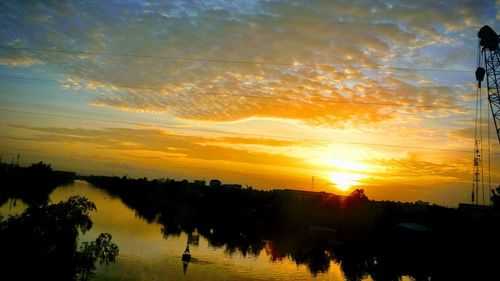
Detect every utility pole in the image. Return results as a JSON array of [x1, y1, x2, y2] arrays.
[[311, 176, 314, 191]]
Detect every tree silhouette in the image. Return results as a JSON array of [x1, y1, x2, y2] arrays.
[[346, 189, 369, 206], [0, 196, 118, 281], [492, 185, 500, 208], [0, 161, 75, 205]]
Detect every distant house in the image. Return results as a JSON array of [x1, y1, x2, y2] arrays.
[[209, 179, 222, 188]]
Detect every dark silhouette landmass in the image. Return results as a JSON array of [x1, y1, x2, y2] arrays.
[[0, 161, 75, 205], [85, 175, 500, 281], [2, 161, 500, 280], [0, 196, 119, 281]]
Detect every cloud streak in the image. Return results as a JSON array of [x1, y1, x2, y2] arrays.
[[7, 125, 322, 170]]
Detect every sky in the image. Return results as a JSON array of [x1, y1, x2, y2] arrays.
[[0, 0, 499, 206]]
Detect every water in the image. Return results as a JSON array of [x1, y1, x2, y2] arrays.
[[2, 180, 390, 281]]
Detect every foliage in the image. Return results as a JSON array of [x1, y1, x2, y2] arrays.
[[491, 185, 500, 208], [0, 161, 75, 205], [0, 196, 118, 281], [346, 189, 368, 204], [77, 233, 119, 281]]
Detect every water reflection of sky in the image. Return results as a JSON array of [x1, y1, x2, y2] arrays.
[[57, 181, 350, 280]]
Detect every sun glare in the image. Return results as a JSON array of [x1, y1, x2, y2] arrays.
[[330, 172, 363, 191]]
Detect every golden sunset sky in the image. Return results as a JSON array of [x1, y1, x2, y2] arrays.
[[1, 1, 499, 206]]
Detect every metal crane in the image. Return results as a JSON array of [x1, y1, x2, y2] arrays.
[[472, 25, 500, 205], [477, 25, 500, 143]]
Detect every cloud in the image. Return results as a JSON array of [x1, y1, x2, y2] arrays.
[[0, 55, 42, 66], [498, 0, 500, 20], [0, 0, 488, 126], [6, 125, 323, 171], [372, 152, 470, 180], [209, 136, 301, 146]]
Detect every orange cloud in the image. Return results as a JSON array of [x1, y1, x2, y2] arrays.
[[6, 125, 323, 171], [0, 1, 482, 127]]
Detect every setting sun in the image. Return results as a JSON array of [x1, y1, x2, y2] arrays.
[[330, 172, 363, 191]]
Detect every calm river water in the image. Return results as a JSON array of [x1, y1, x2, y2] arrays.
[[0, 181, 415, 281]]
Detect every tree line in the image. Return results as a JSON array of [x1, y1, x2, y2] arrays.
[[86, 175, 500, 281]]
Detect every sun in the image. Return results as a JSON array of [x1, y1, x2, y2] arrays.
[[330, 172, 363, 191]]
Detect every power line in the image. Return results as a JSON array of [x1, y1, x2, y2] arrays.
[[140, 15, 439, 26], [0, 45, 471, 73], [0, 74, 472, 110], [40, 10, 485, 29], [0, 75, 62, 84], [0, 108, 486, 154]]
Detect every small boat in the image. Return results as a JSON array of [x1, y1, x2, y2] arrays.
[[182, 245, 191, 262]]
